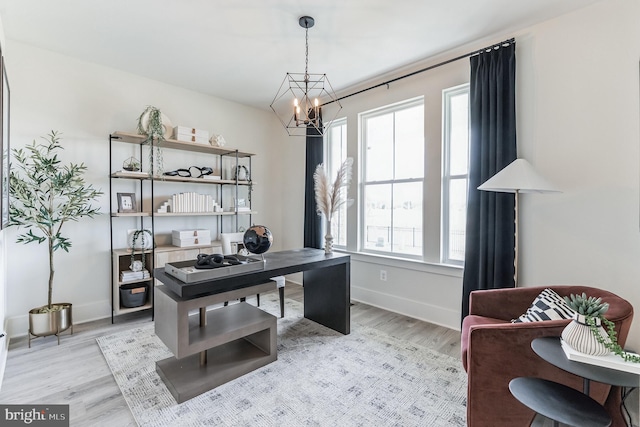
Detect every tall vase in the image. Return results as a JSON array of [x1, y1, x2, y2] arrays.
[[324, 220, 333, 254], [561, 313, 610, 356]]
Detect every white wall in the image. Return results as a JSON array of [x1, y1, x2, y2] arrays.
[[3, 41, 285, 337], [516, 0, 640, 349], [278, 0, 640, 348]]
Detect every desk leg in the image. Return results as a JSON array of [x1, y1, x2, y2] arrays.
[[584, 378, 590, 396], [199, 307, 207, 366], [303, 262, 350, 335]]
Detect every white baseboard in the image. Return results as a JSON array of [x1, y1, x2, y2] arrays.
[[6, 300, 111, 339], [351, 285, 461, 331]]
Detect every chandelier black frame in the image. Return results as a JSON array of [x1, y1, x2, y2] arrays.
[[270, 16, 342, 137]]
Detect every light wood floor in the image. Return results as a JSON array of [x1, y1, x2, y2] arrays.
[[1, 285, 636, 427], [0, 284, 462, 426]]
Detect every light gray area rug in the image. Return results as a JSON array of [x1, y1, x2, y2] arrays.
[[97, 296, 467, 427]]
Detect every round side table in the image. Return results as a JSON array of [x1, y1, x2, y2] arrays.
[[531, 337, 639, 395], [509, 377, 611, 427]]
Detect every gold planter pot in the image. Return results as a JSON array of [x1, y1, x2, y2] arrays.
[[28, 303, 73, 347]]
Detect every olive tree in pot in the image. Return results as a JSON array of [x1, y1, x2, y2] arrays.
[[9, 131, 102, 346]]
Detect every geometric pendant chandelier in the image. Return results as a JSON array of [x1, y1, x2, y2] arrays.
[[270, 16, 342, 137]]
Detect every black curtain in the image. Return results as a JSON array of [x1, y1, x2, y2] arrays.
[[303, 115, 323, 249], [461, 42, 517, 320]]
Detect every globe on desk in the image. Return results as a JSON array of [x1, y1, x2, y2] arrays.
[[243, 225, 273, 254]]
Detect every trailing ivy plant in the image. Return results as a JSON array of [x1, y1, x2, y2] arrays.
[[9, 131, 103, 312], [129, 229, 153, 271], [565, 293, 640, 363], [586, 316, 640, 363], [136, 105, 166, 175]]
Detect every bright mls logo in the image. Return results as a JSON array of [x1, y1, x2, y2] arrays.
[[0, 405, 69, 426]]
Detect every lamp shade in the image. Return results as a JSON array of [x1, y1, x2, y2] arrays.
[[477, 158, 560, 193]]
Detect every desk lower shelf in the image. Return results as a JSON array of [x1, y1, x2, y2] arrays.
[[154, 286, 277, 403], [157, 323, 276, 403]]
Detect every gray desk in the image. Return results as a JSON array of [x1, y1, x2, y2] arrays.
[[154, 248, 351, 335], [152, 248, 351, 403]]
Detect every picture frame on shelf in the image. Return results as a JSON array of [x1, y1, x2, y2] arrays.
[[117, 192, 137, 213]]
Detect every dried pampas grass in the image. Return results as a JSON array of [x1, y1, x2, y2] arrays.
[[313, 158, 354, 220]]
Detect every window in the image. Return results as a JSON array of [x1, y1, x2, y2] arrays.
[[360, 98, 424, 257], [324, 118, 348, 247], [441, 84, 470, 265]]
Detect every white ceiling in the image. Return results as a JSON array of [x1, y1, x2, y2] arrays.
[[0, 0, 602, 110]]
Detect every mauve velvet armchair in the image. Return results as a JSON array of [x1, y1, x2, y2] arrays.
[[461, 285, 634, 427]]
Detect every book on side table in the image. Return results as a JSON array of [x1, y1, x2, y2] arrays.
[[560, 339, 640, 375]]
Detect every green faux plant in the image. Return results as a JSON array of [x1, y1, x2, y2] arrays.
[[565, 293, 609, 317], [136, 105, 166, 175], [9, 131, 103, 312], [564, 293, 640, 363]]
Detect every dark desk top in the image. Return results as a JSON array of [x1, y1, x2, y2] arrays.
[[532, 337, 639, 388], [509, 377, 611, 427], [155, 248, 350, 298]]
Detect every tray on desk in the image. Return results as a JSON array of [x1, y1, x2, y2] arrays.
[[165, 255, 265, 283]]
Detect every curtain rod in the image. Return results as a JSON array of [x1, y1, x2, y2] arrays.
[[324, 37, 515, 105]]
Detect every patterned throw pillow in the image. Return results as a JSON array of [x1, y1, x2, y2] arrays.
[[512, 288, 576, 323]]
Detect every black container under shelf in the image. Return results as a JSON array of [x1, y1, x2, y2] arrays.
[[120, 283, 148, 308]]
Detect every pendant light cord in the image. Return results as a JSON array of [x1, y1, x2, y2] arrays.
[[305, 24, 309, 78]]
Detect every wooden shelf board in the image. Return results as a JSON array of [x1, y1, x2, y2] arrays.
[[112, 211, 254, 217], [111, 212, 151, 217], [110, 172, 252, 186], [117, 278, 153, 286], [113, 243, 222, 256], [154, 212, 229, 217], [153, 176, 250, 185], [111, 131, 254, 157], [114, 301, 152, 316], [111, 171, 150, 180]]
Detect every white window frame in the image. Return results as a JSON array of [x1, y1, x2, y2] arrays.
[[441, 84, 470, 265], [359, 97, 424, 259], [324, 117, 348, 248]]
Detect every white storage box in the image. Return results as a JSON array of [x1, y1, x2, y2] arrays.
[[176, 134, 208, 144], [172, 229, 212, 247], [173, 126, 209, 143], [172, 229, 211, 239], [173, 236, 212, 247]]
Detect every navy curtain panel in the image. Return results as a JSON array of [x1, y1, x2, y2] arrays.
[[303, 117, 323, 249], [461, 42, 517, 320]]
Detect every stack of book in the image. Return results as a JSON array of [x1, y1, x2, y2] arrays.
[[171, 192, 218, 213], [120, 269, 150, 283]]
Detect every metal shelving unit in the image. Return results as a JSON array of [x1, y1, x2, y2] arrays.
[[108, 131, 255, 322]]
